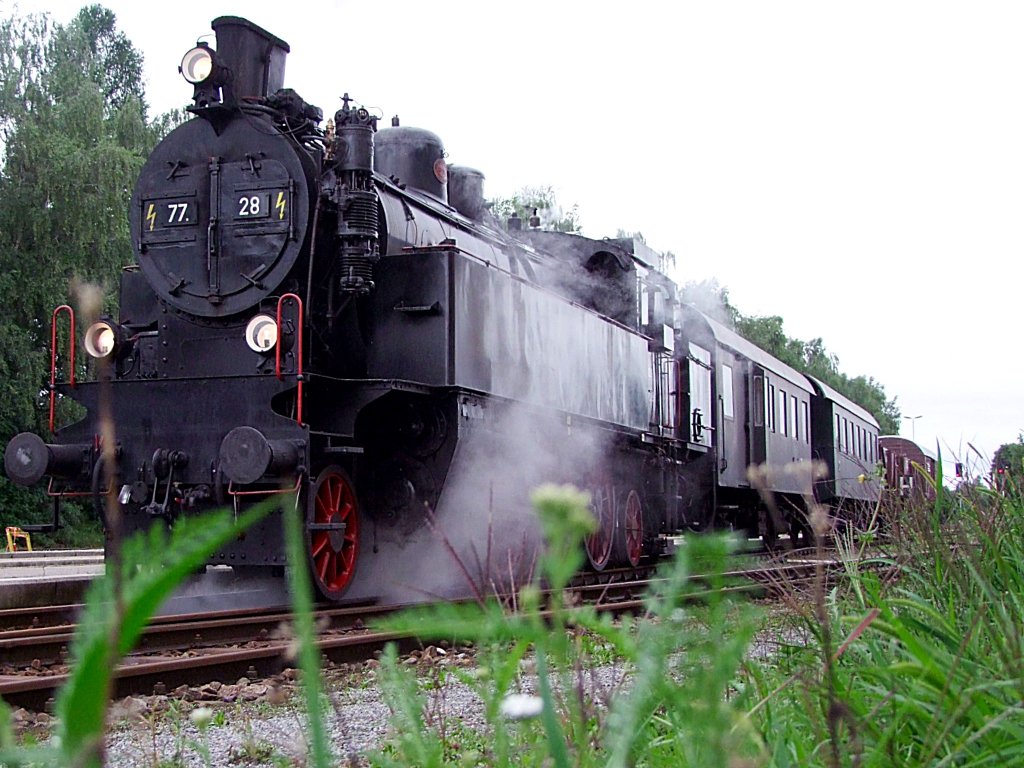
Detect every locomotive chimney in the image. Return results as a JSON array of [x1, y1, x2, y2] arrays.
[[211, 16, 290, 106]]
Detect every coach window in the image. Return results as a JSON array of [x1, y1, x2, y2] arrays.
[[769, 384, 776, 432], [842, 417, 849, 453], [721, 364, 734, 419], [790, 395, 798, 439], [753, 375, 765, 426], [801, 401, 810, 444], [835, 414, 841, 448], [779, 389, 788, 436]]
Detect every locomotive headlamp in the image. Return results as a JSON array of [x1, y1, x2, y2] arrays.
[[84, 321, 117, 359], [180, 43, 216, 84], [245, 314, 279, 353]]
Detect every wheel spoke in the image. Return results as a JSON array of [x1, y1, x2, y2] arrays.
[[330, 478, 342, 512], [316, 552, 329, 581], [328, 553, 339, 586], [311, 534, 328, 558], [316, 495, 330, 522]]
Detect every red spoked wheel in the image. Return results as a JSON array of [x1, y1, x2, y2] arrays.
[[307, 466, 360, 600], [585, 482, 615, 571], [612, 490, 644, 568]]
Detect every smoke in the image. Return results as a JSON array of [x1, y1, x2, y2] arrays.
[[157, 566, 292, 615], [343, 400, 611, 604], [677, 278, 737, 327], [517, 231, 636, 327]]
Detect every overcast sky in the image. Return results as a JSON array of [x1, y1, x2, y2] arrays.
[[9, 0, 1023, 479]]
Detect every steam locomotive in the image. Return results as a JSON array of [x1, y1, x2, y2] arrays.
[[3, 16, 881, 602]]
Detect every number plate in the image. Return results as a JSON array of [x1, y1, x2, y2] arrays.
[[143, 198, 194, 230], [235, 191, 289, 221]]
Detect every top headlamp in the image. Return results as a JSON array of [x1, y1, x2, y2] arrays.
[[180, 44, 215, 84]]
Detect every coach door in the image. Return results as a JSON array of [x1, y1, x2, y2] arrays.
[[750, 366, 767, 466], [685, 344, 713, 448]]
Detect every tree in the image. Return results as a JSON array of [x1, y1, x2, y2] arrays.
[[735, 315, 806, 370], [735, 314, 900, 434], [0, 5, 166, 541], [679, 279, 740, 327], [677, 282, 900, 434], [489, 185, 582, 233], [992, 435, 1024, 494]]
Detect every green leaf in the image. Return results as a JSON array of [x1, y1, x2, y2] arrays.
[[282, 493, 333, 767], [54, 501, 272, 767]]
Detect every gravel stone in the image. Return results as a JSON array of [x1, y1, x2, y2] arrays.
[[96, 652, 634, 766], [24, 610, 799, 765]]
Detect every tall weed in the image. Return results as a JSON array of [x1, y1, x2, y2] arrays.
[[375, 478, 1024, 767], [750, 479, 1024, 766], [0, 501, 274, 766], [4, 470, 1023, 767], [373, 484, 764, 767]]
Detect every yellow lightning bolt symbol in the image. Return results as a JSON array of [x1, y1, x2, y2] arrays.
[[275, 192, 286, 220], [146, 203, 156, 231]]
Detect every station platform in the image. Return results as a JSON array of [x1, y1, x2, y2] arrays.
[[0, 550, 103, 609]]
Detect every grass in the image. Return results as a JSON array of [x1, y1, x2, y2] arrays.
[[370, 480, 1024, 767], [3, 473, 1023, 766]]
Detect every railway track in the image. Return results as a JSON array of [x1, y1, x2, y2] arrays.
[[0, 549, 856, 711], [0, 602, 409, 711]]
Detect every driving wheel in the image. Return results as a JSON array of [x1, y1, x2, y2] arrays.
[[307, 466, 360, 600]]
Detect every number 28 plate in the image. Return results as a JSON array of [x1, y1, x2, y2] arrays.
[[235, 191, 289, 221]]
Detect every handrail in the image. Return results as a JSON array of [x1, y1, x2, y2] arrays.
[[227, 476, 303, 498], [275, 293, 304, 425], [49, 305, 76, 432]]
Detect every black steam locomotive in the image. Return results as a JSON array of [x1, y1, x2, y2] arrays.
[[3, 17, 881, 602]]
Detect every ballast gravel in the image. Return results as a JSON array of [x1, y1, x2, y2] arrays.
[[97, 652, 630, 767], [12, 626, 799, 765]]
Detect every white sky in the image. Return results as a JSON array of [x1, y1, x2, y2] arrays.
[[9, 0, 1023, 478]]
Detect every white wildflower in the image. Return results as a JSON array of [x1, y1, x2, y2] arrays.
[[189, 706, 214, 731], [500, 693, 544, 721]]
